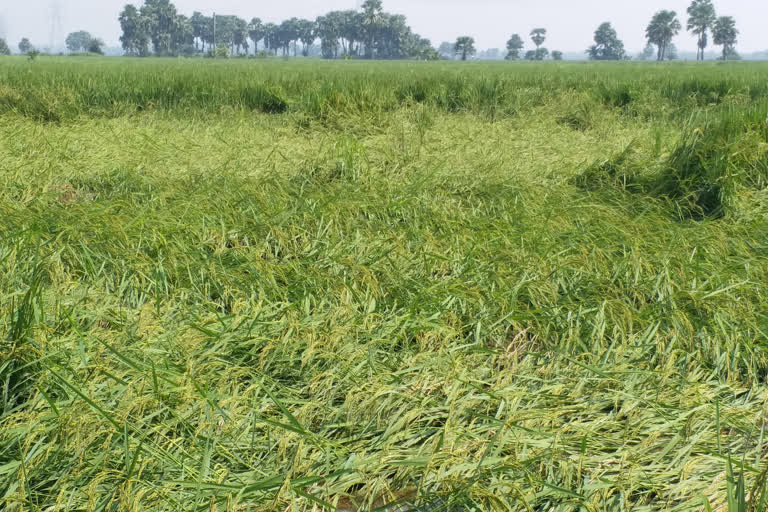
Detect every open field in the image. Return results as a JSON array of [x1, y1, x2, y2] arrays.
[[1, 58, 768, 511]]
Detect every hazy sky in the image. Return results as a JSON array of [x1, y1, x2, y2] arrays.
[[0, 0, 765, 54]]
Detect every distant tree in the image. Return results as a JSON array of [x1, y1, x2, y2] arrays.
[[405, 35, 438, 60], [314, 16, 339, 59], [713, 16, 738, 60], [525, 48, 549, 60], [213, 15, 236, 55], [587, 22, 626, 60], [638, 43, 656, 60], [687, 0, 716, 60], [505, 34, 524, 60], [119, 4, 150, 56], [530, 28, 547, 50], [18, 38, 33, 54], [66, 31, 92, 52], [361, 0, 383, 59], [88, 38, 105, 54], [297, 19, 316, 56], [0, 38, 10, 55], [438, 41, 454, 59], [665, 43, 679, 60], [140, 0, 178, 55], [190, 11, 208, 52], [247, 18, 264, 54], [551, 50, 563, 60], [646, 10, 681, 61], [454, 36, 476, 61], [279, 18, 301, 56], [233, 17, 249, 55], [262, 23, 278, 56], [175, 14, 195, 54]]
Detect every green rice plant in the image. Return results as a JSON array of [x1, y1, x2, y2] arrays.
[[1, 57, 768, 512], [240, 85, 289, 114], [1, 254, 47, 415], [571, 143, 641, 191], [649, 105, 768, 219]]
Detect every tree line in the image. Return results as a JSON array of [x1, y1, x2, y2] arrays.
[[116, 0, 437, 60], [0, 0, 741, 61]]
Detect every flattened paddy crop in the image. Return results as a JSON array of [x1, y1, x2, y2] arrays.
[[1, 58, 768, 511]]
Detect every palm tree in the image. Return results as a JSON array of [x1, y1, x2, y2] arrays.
[[530, 28, 547, 50], [248, 18, 264, 55], [361, 0, 383, 59], [687, 0, 717, 61], [713, 16, 738, 61], [297, 19, 316, 57], [646, 11, 681, 61]]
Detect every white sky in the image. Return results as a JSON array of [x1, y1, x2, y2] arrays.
[[0, 0, 765, 53]]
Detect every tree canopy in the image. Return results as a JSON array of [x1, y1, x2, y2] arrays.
[[687, 0, 716, 60], [0, 38, 10, 56], [645, 10, 681, 61], [18, 38, 32, 54], [713, 16, 738, 60], [118, 0, 435, 59], [505, 34, 524, 60], [587, 22, 626, 60], [530, 28, 547, 49], [66, 31, 93, 52], [454, 36, 476, 61]]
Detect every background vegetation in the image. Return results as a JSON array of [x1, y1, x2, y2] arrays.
[[1, 57, 768, 511]]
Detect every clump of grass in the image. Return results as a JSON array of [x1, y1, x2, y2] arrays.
[[240, 85, 289, 114], [571, 143, 640, 190], [650, 106, 768, 219], [1, 255, 46, 415]]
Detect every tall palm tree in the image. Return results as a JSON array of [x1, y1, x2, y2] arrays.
[[361, 0, 383, 59], [530, 28, 547, 50], [687, 0, 716, 61], [646, 10, 681, 61], [248, 18, 264, 55], [713, 16, 738, 61]]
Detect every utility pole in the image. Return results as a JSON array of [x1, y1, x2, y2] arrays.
[[49, 0, 63, 52], [213, 12, 216, 49]]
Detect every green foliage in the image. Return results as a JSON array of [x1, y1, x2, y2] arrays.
[[687, 0, 717, 60], [0, 38, 10, 56], [119, 0, 435, 60], [66, 31, 93, 53], [530, 27, 547, 49], [588, 22, 626, 60], [454, 36, 476, 61], [18, 38, 32, 54], [525, 47, 549, 60], [209, 43, 230, 59], [714, 16, 739, 61], [87, 38, 105, 55], [646, 10, 681, 61], [505, 34, 524, 60]]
